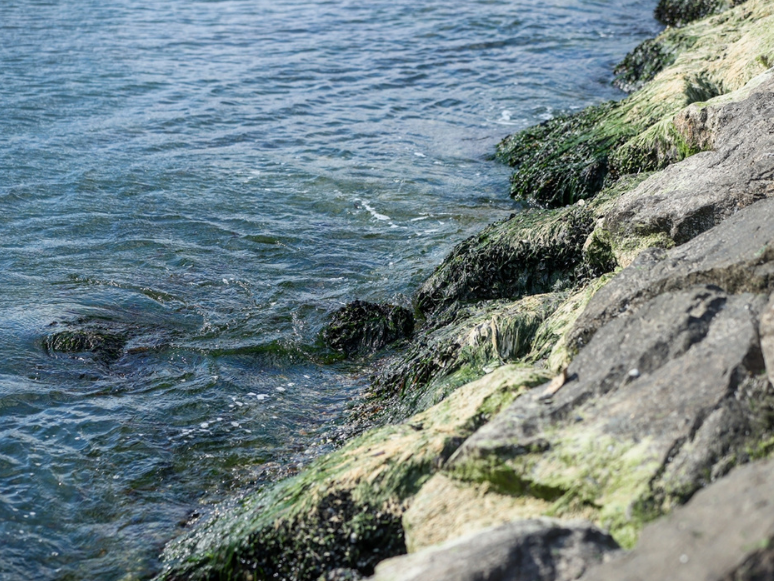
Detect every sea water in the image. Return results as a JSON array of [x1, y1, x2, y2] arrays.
[[0, 0, 660, 578]]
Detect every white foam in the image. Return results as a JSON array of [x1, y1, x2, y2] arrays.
[[360, 200, 391, 221]]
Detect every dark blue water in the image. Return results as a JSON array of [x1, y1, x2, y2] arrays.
[[0, 1, 660, 578]]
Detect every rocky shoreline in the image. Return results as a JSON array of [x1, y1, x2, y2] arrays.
[[154, 1, 774, 579]]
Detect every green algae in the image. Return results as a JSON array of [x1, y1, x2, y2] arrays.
[[448, 428, 664, 549], [369, 294, 563, 424], [498, 0, 774, 208], [157, 366, 550, 581], [525, 274, 616, 372]]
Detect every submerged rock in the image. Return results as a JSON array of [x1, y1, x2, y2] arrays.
[[44, 322, 128, 363], [580, 456, 774, 580], [322, 300, 414, 357], [370, 519, 619, 581]]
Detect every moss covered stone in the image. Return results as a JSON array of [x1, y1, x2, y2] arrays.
[[499, 0, 774, 207], [44, 324, 128, 363], [322, 301, 414, 357]]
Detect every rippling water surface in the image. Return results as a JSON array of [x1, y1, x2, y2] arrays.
[[0, 1, 660, 578]]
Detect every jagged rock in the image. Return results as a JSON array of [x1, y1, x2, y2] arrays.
[[579, 457, 774, 580], [572, 195, 774, 351], [447, 280, 773, 548], [369, 519, 619, 581], [322, 300, 414, 357], [604, 70, 774, 248]]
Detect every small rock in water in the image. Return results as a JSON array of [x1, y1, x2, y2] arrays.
[[322, 300, 414, 357]]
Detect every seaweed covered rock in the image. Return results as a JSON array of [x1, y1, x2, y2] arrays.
[[655, 0, 748, 27], [44, 321, 129, 363], [499, 0, 774, 207], [322, 301, 414, 357], [580, 457, 774, 580], [417, 198, 774, 553], [612, 26, 703, 93], [415, 206, 597, 321], [496, 102, 630, 207], [370, 519, 619, 581], [155, 366, 550, 581], [368, 294, 563, 422]]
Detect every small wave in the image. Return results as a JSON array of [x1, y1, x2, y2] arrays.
[[359, 200, 391, 222]]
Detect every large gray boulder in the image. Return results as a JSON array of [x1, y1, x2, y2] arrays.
[[370, 519, 619, 581], [579, 457, 774, 581], [605, 70, 774, 246], [572, 195, 774, 352]]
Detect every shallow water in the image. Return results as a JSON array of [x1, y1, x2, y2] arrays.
[[0, 1, 660, 578]]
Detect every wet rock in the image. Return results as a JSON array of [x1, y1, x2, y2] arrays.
[[322, 301, 414, 357], [156, 365, 551, 581], [415, 206, 597, 321], [579, 457, 774, 581], [613, 38, 678, 93], [44, 322, 128, 363], [604, 71, 774, 249], [448, 282, 773, 547], [369, 294, 562, 422], [369, 519, 619, 581], [499, 1, 774, 208], [655, 0, 747, 27]]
